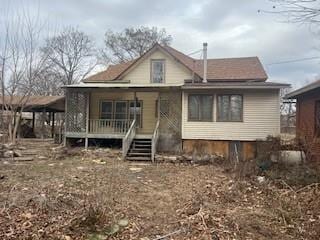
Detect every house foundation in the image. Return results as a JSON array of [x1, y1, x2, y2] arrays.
[[182, 139, 257, 161]]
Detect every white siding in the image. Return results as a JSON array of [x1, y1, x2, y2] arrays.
[[122, 50, 192, 84], [182, 89, 280, 141]]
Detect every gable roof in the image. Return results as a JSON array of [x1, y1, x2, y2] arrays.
[[84, 44, 268, 83], [286, 79, 320, 99]]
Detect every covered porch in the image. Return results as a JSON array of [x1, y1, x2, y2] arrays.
[[64, 84, 182, 160]]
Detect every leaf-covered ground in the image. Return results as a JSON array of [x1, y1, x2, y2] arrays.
[[0, 148, 319, 239]]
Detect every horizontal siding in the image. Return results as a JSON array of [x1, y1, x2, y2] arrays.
[[122, 50, 192, 84], [182, 89, 280, 141], [90, 91, 158, 134]]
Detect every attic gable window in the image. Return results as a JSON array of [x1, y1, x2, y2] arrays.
[[151, 59, 165, 83]]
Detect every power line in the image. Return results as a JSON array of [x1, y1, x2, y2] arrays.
[[267, 56, 320, 66], [187, 49, 202, 56]]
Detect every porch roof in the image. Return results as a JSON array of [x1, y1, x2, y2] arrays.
[[64, 81, 289, 90], [182, 81, 290, 90], [63, 83, 184, 90]]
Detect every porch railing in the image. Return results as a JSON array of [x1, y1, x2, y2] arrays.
[[122, 119, 136, 159], [151, 119, 160, 162], [89, 119, 131, 134]]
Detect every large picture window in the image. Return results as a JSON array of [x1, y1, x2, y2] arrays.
[[100, 100, 142, 128], [188, 94, 213, 121], [151, 60, 165, 83], [217, 95, 243, 122], [315, 101, 320, 138]]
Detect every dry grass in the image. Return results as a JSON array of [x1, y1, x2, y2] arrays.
[[0, 149, 319, 239]]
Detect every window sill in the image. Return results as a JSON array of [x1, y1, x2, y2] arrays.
[[187, 120, 213, 123], [216, 120, 244, 123]]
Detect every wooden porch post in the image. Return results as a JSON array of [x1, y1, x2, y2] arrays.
[[133, 91, 137, 121], [41, 108, 46, 139], [63, 89, 68, 147], [85, 92, 90, 150], [51, 112, 55, 139], [32, 112, 35, 131], [157, 92, 160, 121]]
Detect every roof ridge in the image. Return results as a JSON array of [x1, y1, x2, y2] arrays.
[[84, 45, 268, 82], [196, 56, 259, 61], [162, 45, 195, 60]]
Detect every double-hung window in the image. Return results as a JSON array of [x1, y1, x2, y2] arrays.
[[188, 94, 213, 121], [151, 60, 165, 83], [114, 101, 128, 121], [100, 101, 113, 119], [217, 95, 243, 122]]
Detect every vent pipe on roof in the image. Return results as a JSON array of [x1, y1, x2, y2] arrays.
[[203, 42, 208, 83]]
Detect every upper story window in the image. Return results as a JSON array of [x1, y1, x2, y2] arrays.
[[188, 94, 213, 121], [151, 59, 165, 83], [217, 95, 243, 122]]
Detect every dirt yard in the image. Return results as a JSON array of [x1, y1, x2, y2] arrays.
[[0, 148, 319, 240]]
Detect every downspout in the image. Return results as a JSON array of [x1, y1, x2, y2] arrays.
[[203, 42, 208, 83]]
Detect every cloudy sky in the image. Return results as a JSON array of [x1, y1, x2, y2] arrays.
[[2, 0, 320, 89]]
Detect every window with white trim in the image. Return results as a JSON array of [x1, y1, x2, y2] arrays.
[[188, 94, 213, 121], [151, 60, 165, 83], [100, 101, 113, 119], [217, 95, 243, 122], [114, 101, 127, 120]]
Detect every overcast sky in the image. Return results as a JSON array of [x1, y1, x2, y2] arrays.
[[2, 0, 320, 89]]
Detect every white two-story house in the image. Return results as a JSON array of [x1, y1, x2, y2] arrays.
[[64, 43, 289, 161]]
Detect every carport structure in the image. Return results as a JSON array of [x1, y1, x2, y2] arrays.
[[0, 96, 65, 138]]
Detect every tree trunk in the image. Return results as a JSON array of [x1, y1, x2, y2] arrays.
[[12, 113, 21, 144]]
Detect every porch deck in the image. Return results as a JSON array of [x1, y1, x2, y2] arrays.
[[65, 119, 152, 139], [64, 89, 181, 161]]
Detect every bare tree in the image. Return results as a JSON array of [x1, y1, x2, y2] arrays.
[[264, 0, 320, 25], [41, 27, 97, 85], [0, 12, 48, 144], [32, 68, 64, 96], [102, 26, 172, 64]]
